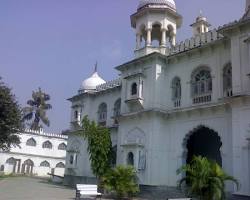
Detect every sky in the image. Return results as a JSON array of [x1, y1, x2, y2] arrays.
[[0, 0, 245, 133]]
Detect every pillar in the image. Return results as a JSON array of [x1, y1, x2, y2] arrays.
[[136, 33, 141, 49], [146, 28, 152, 46], [161, 28, 167, 46], [171, 34, 176, 46]]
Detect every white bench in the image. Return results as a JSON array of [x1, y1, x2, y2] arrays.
[[168, 199, 191, 200], [76, 184, 102, 200]]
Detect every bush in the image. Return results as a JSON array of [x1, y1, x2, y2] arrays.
[[103, 165, 139, 199]]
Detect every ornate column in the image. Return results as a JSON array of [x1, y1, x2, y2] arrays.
[[161, 28, 167, 46], [146, 28, 152, 46], [136, 33, 141, 49], [171, 34, 176, 46]]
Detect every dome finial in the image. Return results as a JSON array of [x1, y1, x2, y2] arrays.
[[94, 61, 98, 72]]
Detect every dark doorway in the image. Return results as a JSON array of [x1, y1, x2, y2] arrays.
[[186, 126, 222, 166], [127, 152, 134, 166]]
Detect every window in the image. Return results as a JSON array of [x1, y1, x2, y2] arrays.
[[69, 155, 74, 165], [172, 77, 181, 107], [74, 110, 78, 120], [127, 152, 134, 166], [26, 138, 37, 147], [111, 145, 117, 167], [58, 143, 67, 150], [223, 63, 232, 97], [42, 141, 52, 149], [56, 162, 65, 168], [0, 165, 4, 171], [113, 99, 121, 124], [40, 161, 50, 167], [98, 103, 107, 126], [191, 67, 212, 104], [131, 82, 137, 96]]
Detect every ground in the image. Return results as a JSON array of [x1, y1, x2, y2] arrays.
[[0, 177, 249, 200], [0, 177, 74, 200]]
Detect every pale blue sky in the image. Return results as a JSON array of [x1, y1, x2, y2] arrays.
[[0, 0, 245, 133]]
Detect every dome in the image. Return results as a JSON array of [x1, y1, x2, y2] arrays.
[[81, 71, 106, 92], [138, 0, 176, 10]]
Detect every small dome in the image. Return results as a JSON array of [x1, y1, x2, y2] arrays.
[[81, 71, 106, 92], [138, 0, 176, 10]]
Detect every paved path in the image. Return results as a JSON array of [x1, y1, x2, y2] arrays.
[[0, 177, 75, 200]]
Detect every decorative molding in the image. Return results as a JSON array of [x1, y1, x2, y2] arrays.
[[24, 128, 68, 139]]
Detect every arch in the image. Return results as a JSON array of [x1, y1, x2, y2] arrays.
[[223, 62, 232, 97], [113, 98, 121, 117], [40, 160, 50, 167], [191, 66, 212, 103], [26, 138, 37, 147], [42, 140, 52, 149], [131, 82, 138, 96], [98, 102, 108, 125], [69, 140, 81, 152], [22, 159, 34, 174], [58, 143, 67, 150], [127, 152, 134, 166], [6, 157, 15, 164], [56, 162, 65, 168], [23, 159, 34, 166], [183, 125, 222, 166], [125, 127, 146, 146], [151, 22, 162, 46]]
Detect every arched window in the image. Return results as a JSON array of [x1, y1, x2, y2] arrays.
[[131, 83, 137, 95], [58, 143, 67, 150], [172, 77, 181, 107], [127, 152, 134, 166], [56, 162, 65, 168], [69, 155, 74, 165], [40, 161, 50, 167], [6, 157, 15, 164], [111, 145, 117, 167], [223, 63, 232, 97], [74, 110, 78, 120], [113, 99, 121, 124], [42, 141, 52, 149], [26, 138, 37, 147], [98, 103, 107, 126], [191, 67, 212, 104]]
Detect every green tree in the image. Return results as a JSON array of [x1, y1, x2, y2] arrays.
[[103, 165, 139, 199], [0, 78, 22, 150], [22, 88, 52, 130], [77, 116, 112, 179], [177, 156, 239, 200]]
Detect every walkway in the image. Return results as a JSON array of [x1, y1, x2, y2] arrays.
[[0, 177, 75, 200]]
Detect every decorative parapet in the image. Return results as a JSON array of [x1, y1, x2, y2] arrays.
[[166, 29, 224, 57], [96, 78, 122, 92], [24, 128, 68, 139]]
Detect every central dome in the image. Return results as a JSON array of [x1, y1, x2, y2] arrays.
[[81, 71, 106, 92], [138, 0, 176, 10]]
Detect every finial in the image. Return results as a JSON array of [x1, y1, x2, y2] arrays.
[[199, 10, 203, 17], [94, 61, 98, 72]]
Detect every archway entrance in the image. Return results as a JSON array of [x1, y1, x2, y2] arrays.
[[21, 159, 34, 175], [185, 126, 222, 166]]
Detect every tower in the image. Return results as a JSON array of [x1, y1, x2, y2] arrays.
[[131, 0, 182, 58], [190, 12, 211, 36]]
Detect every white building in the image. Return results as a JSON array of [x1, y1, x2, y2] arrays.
[[0, 128, 68, 177], [64, 0, 250, 196]]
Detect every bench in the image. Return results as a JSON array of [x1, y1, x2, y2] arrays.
[[76, 184, 102, 200], [168, 199, 191, 200]]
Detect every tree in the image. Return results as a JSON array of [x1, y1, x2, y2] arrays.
[[103, 165, 139, 199], [22, 88, 52, 130], [77, 116, 112, 179], [0, 78, 22, 150], [177, 156, 239, 200]]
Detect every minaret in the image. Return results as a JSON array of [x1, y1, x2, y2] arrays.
[[131, 0, 182, 58], [190, 11, 211, 36]]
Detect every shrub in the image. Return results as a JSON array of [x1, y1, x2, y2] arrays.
[[103, 165, 139, 199]]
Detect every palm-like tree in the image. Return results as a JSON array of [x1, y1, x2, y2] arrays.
[[177, 156, 239, 200], [22, 88, 52, 130]]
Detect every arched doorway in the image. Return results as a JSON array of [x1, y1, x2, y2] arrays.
[[21, 159, 34, 175], [127, 152, 134, 166], [185, 126, 222, 166]]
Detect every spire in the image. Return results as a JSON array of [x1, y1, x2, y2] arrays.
[[94, 61, 98, 73]]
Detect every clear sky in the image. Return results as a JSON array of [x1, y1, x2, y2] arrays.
[[0, 0, 245, 133]]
